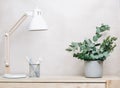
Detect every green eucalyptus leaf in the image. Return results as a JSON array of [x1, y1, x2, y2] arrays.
[[90, 54, 95, 59], [103, 52, 109, 57], [89, 43, 95, 47], [96, 33, 102, 38], [66, 48, 72, 51], [96, 28, 100, 34], [95, 43, 100, 46], [98, 54, 104, 58], [93, 36, 98, 42], [71, 42, 78, 47]]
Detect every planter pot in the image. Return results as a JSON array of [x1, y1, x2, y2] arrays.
[[84, 61, 103, 78]]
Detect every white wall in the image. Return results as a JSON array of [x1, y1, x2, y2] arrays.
[[0, 0, 120, 76]]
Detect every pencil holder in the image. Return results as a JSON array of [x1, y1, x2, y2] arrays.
[[29, 63, 40, 77]]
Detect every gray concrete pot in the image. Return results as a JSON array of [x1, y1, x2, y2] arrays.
[[84, 61, 103, 78]]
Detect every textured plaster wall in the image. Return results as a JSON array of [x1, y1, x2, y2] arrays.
[[0, 0, 120, 76]]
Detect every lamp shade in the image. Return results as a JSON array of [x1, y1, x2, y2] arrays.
[[28, 9, 48, 31]]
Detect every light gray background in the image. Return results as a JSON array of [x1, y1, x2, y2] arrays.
[[0, 0, 120, 76]]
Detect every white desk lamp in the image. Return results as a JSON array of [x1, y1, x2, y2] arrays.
[[3, 9, 48, 78]]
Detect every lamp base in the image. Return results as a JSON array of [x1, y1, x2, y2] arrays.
[[3, 74, 27, 78]]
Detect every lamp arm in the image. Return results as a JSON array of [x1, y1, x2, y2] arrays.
[[9, 14, 27, 36], [4, 14, 28, 73]]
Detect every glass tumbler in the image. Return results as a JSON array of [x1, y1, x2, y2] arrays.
[[29, 63, 40, 77]]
